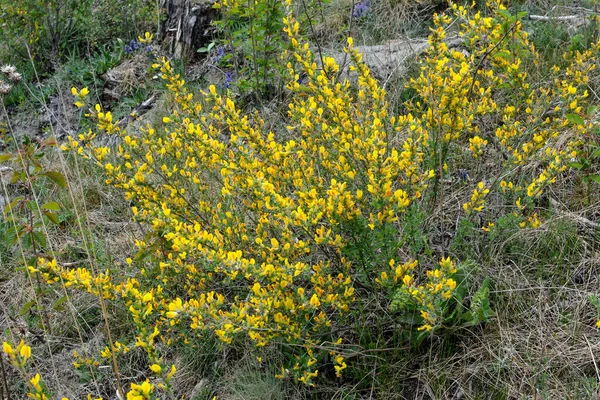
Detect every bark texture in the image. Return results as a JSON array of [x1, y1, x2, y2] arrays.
[[160, 0, 219, 59]]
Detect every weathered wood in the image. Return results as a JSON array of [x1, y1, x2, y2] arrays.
[[160, 0, 219, 59], [328, 37, 463, 81], [100, 54, 148, 108]]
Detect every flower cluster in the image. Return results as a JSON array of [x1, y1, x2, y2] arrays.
[[469, 136, 487, 158], [3, 340, 51, 399], [353, 0, 370, 18], [3, 340, 32, 368], [463, 182, 490, 215], [127, 381, 154, 400], [125, 33, 153, 54], [0, 64, 23, 95], [404, 0, 598, 231], [410, 258, 457, 332]]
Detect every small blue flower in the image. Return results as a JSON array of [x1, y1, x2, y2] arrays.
[[212, 46, 226, 64], [125, 39, 143, 54], [353, 0, 370, 18], [224, 71, 235, 88]]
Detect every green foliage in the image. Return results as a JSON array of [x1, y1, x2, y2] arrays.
[[0, 135, 65, 257], [212, 0, 328, 99], [0, 0, 93, 66], [0, 0, 156, 71], [212, 0, 287, 98], [463, 277, 493, 326]]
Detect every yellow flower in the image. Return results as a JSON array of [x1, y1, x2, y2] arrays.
[[138, 32, 153, 44], [127, 380, 154, 400], [150, 363, 162, 373], [20, 343, 31, 360], [309, 294, 321, 307], [142, 292, 153, 303], [2, 342, 13, 355], [167, 364, 177, 379], [30, 373, 42, 392]]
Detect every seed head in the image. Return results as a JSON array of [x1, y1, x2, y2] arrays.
[[0, 81, 12, 95], [8, 72, 22, 82], [0, 65, 17, 75]]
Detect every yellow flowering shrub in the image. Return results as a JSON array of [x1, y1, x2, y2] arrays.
[[402, 1, 598, 230], [49, 10, 450, 385], [31, 0, 599, 390]]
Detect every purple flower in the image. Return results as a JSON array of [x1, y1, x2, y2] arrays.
[[125, 40, 142, 54], [353, 0, 370, 18], [224, 71, 234, 88], [212, 46, 226, 64]]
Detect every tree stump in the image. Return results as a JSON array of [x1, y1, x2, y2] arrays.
[[160, 0, 219, 60]]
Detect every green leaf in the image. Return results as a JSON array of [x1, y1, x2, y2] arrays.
[[44, 171, 67, 187], [33, 231, 47, 249], [20, 300, 36, 316], [4, 196, 24, 214], [589, 295, 600, 309], [0, 154, 11, 162], [11, 170, 22, 183], [22, 234, 32, 250], [43, 211, 60, 225], [5, 226, 19, 247], [591, 148, 600, 159], [27, 256, 37, 269], [197, 42, 216, 53], [494, 50, 512, 60], [42, 201, 60, 211], [53, 296, 68, 310], [568, 161, 583, 170], [587, 105, 597, 116], [497, 9, 511, 19], [588, 175, 600, 184], [566, 113, 584, 126]]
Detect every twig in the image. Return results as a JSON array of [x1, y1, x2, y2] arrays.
[[116, 94, 157, 127], [337, 0, 355, 82], [583, 334, 600, 382], [529, 14, 583, 21], [300, 0, 326, 77], [467, 21, 518, 98], [0, 351, 10, 400]]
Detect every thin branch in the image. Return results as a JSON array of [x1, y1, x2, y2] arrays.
[[337, 0, 355, 82], [467, 20, 518, 98], [529, 14, 584, 21], [300, 0, 326, 77]]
